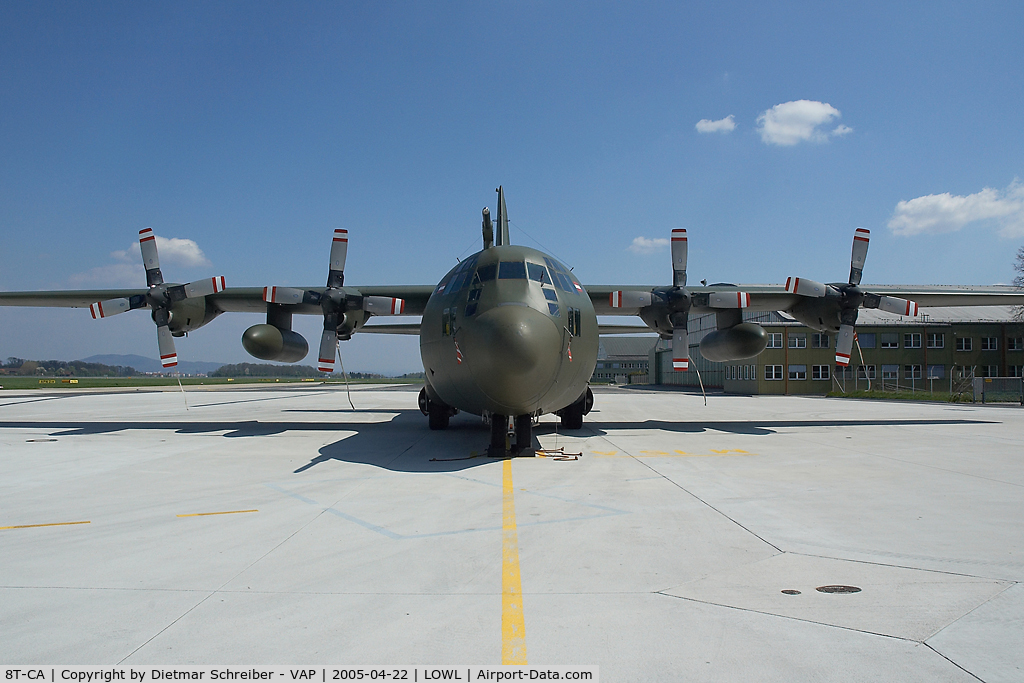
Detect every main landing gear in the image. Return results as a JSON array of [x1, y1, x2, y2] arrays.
[[555, 387, 594, 430], [418, 387, 457, 430]]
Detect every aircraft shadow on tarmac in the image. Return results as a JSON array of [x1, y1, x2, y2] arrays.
[[0, 413, 998, 474]]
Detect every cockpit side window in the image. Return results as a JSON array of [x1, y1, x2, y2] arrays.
[[475, 263, 497, 282], [527, 262, 551, 284], [498, 261, 527, 279]]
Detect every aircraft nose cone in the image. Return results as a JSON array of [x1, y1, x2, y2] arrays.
[[461, 304, 561, 413]]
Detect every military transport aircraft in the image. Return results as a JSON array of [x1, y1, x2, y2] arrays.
[[3, 187, 1024, 455]]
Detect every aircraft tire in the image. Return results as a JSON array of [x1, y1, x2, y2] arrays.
[[514, 414, 533, 453], [428, 401, 450, 430], [559, 403, 584, 430], [489, 414, 508, 455]]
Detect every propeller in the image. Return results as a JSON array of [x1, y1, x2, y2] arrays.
[[785, 228, 920, 367], [89, 228, 226, 369], [609, 229, 753, 371], [262, 229, 406, 373]]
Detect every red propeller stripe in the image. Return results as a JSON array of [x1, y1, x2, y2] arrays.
[[333, 229, 348, 243], [835, 352, 850, 366], [853, 228, 870, 242]]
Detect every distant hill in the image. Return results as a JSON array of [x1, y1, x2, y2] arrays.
[[83, 354, 226, 375]]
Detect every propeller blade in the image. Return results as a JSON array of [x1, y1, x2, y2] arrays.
[[785, 277, 828, 297], [708, 291, 750, 309], [671, 229, 687, 287], [89, 298, 130, 319], [183, 276, 227, 298], [327, 229, 348, 288], [672, 328, 689, 371], [156, 325, 177, 368], [317, 329, 337, 373], [263, 286, 305, 305], [609, 290, 653, 308], [139, 228, 163, 287], [849, 228, 870, 285], [363, 296, 406, 315], [835, 324, 855, 366], [877, 295, 919, 317]]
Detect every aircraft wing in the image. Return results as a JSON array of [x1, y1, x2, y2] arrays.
[[0, 285, 437, 317], [585, 283, 1024, 316]]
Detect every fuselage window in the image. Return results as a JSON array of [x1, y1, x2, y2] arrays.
[[468, 288, 482, 302], [449, 270, 471, 293], [442, 308, 453, 336], [554, 271, 574, 294], [498, 261, 527, 279], [527, 262, 551, 284], [548, 302, 560, 316], [476, 263, 497, 282], [465, 302, 478, 317], [542, 288, 558, 302]]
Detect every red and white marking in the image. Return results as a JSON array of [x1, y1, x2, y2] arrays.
[[573, 281, 584, 293], [610, 291, 622, 308], [785, 277, 799, 294], [139, 228, 156, 243], [90, 302, 104, 319], [318, 357, 334, 373], [567, 342, 573, 362], [390, 298, 405, 314], [671, 229, 687, 242], [333, 229, 348, 243], [161, 353, 178, 368], [211, 276, 226, 293], [853, 228, 870, 243], [672, 357, 689, 371], [835, 352, 851, 367], [455, 340, 463, 365]]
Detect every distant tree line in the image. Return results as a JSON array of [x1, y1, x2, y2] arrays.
[[210, 363, 319, 377], [0, 357, 138, 377]]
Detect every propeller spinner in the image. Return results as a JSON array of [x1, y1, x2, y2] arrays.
[[263, 229, 405, 373], [786, 228, 920, 367], [608, 229, 752, 371], [89, 228, 226, 369]]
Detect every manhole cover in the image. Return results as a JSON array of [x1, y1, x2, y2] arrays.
[[816, 585, 861, 594], [781, 589, 801, 595]]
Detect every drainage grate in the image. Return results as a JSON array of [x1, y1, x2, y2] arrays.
[[816, 585, 861, 594], [781, 589, 801, 595]]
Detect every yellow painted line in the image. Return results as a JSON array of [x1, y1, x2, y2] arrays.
[[1, 520, 90, 530], [501, 458, 528, 665], [176, 509, 258, 518]]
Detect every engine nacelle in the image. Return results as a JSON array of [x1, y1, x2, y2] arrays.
[[167, 296, 221, 336], [699, 322, 768, 361], [242, 324, 309, 363], [787, 296, 842, 332]]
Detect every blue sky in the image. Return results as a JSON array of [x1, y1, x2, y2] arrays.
[[2, 2, 1023, 374]]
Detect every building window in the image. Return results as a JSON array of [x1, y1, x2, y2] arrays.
[[881, 365, 899, 380], [904, 364, 922, 380], [811, 333, 830, 349], [881, 333, 899, 349], [1008, 337, 1024, 351], [765, 365, 783, 380], [766, 333, 783, 349], [981, 365, 1000, 377], [835, 365, 854, 380], [926, 333, 944, 349], [952, 365, 973, 379], [788, 334, 806, 349], [1009, 366, 1023, 377], [858, 365, 876, 380], [956, 337, 973, 351], [927, 365, 945, 379], [812, 365, 830, 380], [981, 337, 998, 351], [904, 333, 922, 349], [788, 364, 807, 380], [857, 333, 875, 349]]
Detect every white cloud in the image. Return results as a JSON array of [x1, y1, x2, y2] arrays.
[[628, 236, 670, 254], [695, 115, 736, 134], [111, 235, 211, 268], [888, 181, 1024, 237], [756, 100, 851, 145], [70, 234, 213, 287]]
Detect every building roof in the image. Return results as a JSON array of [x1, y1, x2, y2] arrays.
[[776, 305, 1022, 326], [598, 336, 658, 359]]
